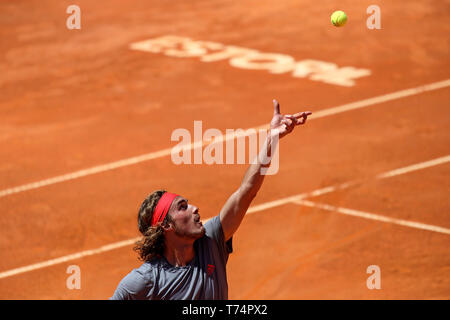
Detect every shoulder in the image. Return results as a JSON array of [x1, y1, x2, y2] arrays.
[[203, 215, 233, 256], [204, 215, 225, 241], [110, 262, 155, 300], [204, 215, 220, 234]]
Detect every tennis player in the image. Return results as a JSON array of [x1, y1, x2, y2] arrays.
[[110, 100, 311, 299]]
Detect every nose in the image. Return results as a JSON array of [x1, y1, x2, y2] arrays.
[[191, 205, 199, 215]]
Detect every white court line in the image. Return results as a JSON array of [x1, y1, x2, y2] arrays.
[[376, 155, 450, 179], [0, 79, 449, 199], [311, 79, 450, 119], [293, 199, 450, 235], [0, 154, 448, 280], [0, 238, 141, 280]]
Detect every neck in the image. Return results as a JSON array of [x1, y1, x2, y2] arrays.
[[163, 240, 195, 267]]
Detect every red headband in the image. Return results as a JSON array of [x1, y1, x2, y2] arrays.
[[151, 192, 179, 226]]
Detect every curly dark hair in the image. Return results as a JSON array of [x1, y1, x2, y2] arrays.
[[133, 190, 173, 262]]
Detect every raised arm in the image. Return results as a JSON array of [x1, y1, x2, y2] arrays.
[[219, 99, 312, 241]]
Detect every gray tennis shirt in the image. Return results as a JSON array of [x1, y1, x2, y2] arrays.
[[110, 215, 233, 300]]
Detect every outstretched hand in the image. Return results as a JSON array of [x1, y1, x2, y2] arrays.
[[270, 99, 312, 139]]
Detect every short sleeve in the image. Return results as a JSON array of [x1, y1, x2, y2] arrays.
[[204, 215, 233, 260], [110, 267, 152, 300]]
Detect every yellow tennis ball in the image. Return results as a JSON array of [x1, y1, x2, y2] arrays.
[[331, 10, 347, 27]]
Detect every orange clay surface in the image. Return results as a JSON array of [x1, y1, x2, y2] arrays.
[[0, 0, 449, 299]]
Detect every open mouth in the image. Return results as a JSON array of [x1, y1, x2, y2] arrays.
[[194, 215, 202, 225]]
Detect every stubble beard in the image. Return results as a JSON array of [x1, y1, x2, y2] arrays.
[[174, 223, 206, 240]]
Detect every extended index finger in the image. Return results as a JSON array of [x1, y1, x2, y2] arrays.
[[292, 111, 313, 119]]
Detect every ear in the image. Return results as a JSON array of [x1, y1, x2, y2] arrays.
[[161, 220, 173, 233]]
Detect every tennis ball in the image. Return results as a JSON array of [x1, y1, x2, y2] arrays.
[[331, 10, 347, 27]]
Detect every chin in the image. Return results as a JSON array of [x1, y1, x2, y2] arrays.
[[200, 225, 206, 235], [182, 226, 206, 240], [194, 226, 206, 239]]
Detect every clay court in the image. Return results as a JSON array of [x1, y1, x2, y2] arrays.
[[0, 0, 449, 299]]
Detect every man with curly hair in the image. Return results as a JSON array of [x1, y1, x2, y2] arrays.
[[110, 100, 311, 300]]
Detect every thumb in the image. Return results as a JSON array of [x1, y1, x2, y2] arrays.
[[273, 99, 280, 115]]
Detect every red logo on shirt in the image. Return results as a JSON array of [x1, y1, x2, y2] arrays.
[[206, 264, 215, 276]]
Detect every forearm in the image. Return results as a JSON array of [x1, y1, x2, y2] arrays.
[[239, 130, 278, 198], [220, 131, 277, 240]]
